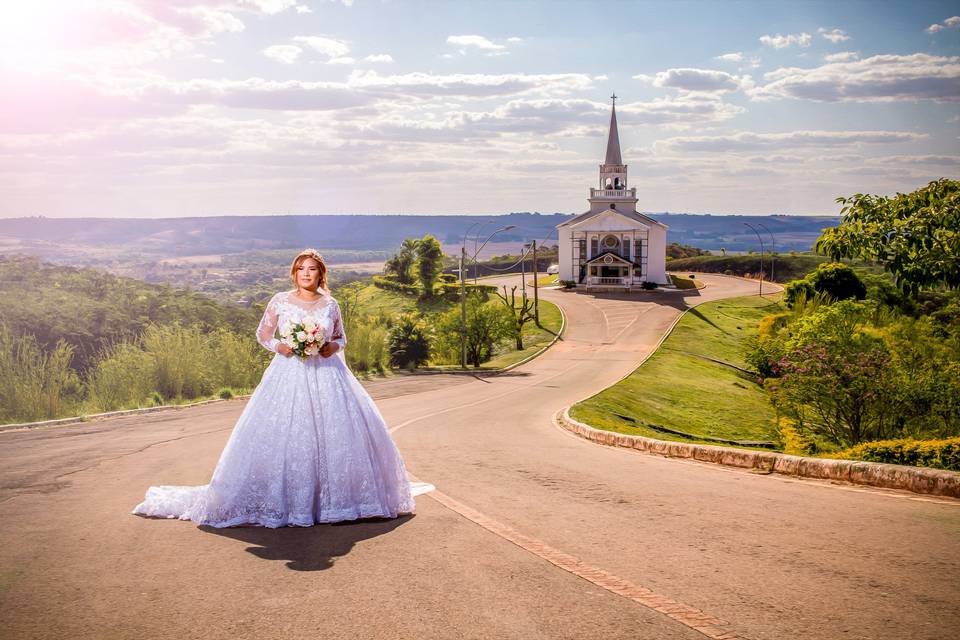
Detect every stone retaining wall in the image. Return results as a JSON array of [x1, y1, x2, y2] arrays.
[[558, 408, 960, 499]]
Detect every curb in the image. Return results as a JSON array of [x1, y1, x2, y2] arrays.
[[557, 408, 960, 499], [0, 395, 252, 434]]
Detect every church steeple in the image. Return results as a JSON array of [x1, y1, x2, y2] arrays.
[[604, 93, 622, 165], [589, 92, 636, 213]]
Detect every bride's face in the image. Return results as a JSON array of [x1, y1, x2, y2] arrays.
[[296, 257, 322, 291]]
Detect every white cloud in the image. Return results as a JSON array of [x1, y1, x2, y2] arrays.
[[295, 5, 312, 13], [346, 70, 594, 98], [363, 54, 394, 63], [640, 67, 752, 93], [715, 52, 744, 62], [926, 16, 960, 34], [873, 155, 960, 166], [328, 56, 355, 65], [656, 129, 926, 153], [182, 7, 246, 36], [754, 53, 960, 103], [823, 51, 858, 63], [447, 35, 504, 51], [263, 44, 302, 64], [759, 32, 812, 49], [239, 0, 299, 12], [818, 27, 850, 43], [292, 35, 351, 58], [445, 34, 522, 56]]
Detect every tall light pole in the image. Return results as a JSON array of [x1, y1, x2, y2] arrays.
[[743, 222, 765, 297], [756, 222, 775, 285], [460, 224, 516, 369]]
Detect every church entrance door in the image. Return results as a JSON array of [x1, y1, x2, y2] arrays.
[[600, 265, 622, 278]]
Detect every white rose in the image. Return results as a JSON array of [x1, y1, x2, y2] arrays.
[[305, 343, 319, 356], [279, 322, 293, 337], [305, 333, 317, 343], [296, 331, 307, 342], [283, 336, 296, 348], [302, 318, 316, 332]]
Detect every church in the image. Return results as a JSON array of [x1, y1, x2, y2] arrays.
[[556, 96, 669, 289]]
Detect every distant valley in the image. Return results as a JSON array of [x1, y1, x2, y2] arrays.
[[0, 212, 838, 304]]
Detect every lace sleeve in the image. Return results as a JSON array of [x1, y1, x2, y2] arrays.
[[329, 299, 347, 351], [256, 293, 281, 353]]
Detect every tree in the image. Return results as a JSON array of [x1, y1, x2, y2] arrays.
[[768, 300, 903, 446], [387, 314, 431, 369], [384, 238, 419, 285], [494, 285, 534, 350], [432, 291, 511, 367], [815, 178, 960, 295], [415, 234, 444, 297]]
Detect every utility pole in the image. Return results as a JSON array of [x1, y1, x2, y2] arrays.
[[460, 246, 467, 369], [743, 222, 765, 297], [521, 248, 527, 303], [531, 240, 540, 324]]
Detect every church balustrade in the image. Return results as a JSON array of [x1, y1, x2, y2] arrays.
[[590, 188, 636, 199]]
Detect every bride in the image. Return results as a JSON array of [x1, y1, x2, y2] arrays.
[[132, 249, 433, 528]]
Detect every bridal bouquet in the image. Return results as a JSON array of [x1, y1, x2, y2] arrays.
[[279, 317, 328, 358]]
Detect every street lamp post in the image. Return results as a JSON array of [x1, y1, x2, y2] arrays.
[[756, 222, 775, 285], [743, 222, 765, 297], [460, 224, 516, 369]]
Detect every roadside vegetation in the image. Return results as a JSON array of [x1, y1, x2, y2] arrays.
[[0, 236, 563, 425]]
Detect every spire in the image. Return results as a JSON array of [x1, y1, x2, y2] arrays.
[[604, 93, 622, 165]]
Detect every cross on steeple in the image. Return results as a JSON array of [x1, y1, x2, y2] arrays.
[[610, 92, 618, 106]]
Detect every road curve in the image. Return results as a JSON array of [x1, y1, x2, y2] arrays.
[[1, 274, 957, 640]]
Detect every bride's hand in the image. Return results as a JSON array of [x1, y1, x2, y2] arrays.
[[319, 341, 339, 358], [277, 343, 294, 357]]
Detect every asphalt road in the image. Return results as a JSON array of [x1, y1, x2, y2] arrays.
[[1, 274, 957, 640]]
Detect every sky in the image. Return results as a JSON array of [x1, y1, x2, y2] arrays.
[[0, 0, 958, 219]]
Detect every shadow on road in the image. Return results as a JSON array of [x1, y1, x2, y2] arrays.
[[198, 514, 414, 571]]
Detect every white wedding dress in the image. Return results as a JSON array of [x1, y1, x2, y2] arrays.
[[132, 290, 433, 528]]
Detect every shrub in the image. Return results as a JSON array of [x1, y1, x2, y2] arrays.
[[808, 262, 867, 301], [743, 335, 785, 379], [669, 275, 697, 290], [757, 312, 791, 338], [344, 320, 389, 373], [218, 388, 234, 400], [783, 279, 816, 306], [437, 282, 496, 302], [85, 341, 155, 412], [641, 281, 658, 290], [559, 279, 577, 289], [142, 323, 214, 400], [372, 275, 419, 295], [0, 327, 81, 422], [783, 262, 866, 307], [829, 437, 960, 471], [387, 314, 431, 369]]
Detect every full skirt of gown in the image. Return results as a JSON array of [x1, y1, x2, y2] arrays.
[[132, 350, 432, 528]]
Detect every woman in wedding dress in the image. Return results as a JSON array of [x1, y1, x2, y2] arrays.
[[132, 249, 433, 528]]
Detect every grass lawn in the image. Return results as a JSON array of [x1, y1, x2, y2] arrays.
[[570, 294, 784, 448], [483, 299, 563, 369]]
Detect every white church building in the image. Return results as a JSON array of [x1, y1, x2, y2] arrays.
[[556, 96, 669, 289]]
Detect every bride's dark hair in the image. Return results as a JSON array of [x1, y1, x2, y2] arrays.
[[289, 249, 328, 290]]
